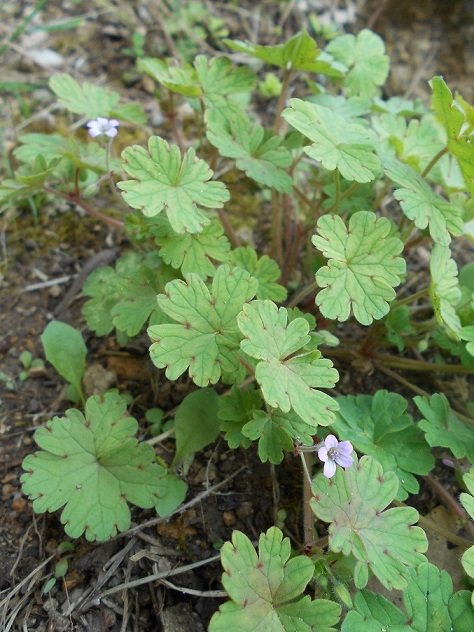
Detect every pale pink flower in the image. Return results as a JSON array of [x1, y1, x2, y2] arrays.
[[86, 117, 119, 138], [318, 435, 354, 479]]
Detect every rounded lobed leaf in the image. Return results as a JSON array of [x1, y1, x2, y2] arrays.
[[118, 136, 230, 234], [430, 244, 463, 341], [21, 393, 184, 541], [313, 211, 406, 325], [149, 265, 258, 387], [238, 300, 339, 428], [311, 455, 428, 590], [326, 29, 389, 99], [210, 526, 341, 631], [282, 99, 381, 182], [342, 562, 474, 631]]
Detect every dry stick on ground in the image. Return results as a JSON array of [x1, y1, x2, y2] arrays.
[[9, 522, 35, 579], [0, 554, 55, 631], [158, 578, 226, 598], [94, 554, 223, 603], [63, 538, 138, 617]]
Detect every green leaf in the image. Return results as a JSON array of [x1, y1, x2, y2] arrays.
[[342, 563, 474, 631], [206, 115, 293, 193], [151, 216, 230, 278], [311, 455, 428, 590], [460, 469, 474, 606], [16, 155, 62, 186], [238, 300, 339, 428], [118, 136, 230, 234], [384, 305, 415, 352], [138, 55, 256, 99], [373, 114, 444, 172], [0, 179, 42, 205], [430, 245, 462, 340], [148, 265, 258, 386], [209, 526, 341, 631], [326, 29, 389, 98], [342, 590, 409, 631], [243, 409, 314, 464], [138, 57, 200, 97], [312, 211, 406, 325], [110, 102, 146, 126], [283, 99, 381, 182], [228, 247, 287, 302], [41, 321, 86, 402], [21, 393, 185, 541], [14, 133, 119, 179], [194, 55, 256, 98], [414, 394, 474, 462], [218, 385, 263, 449], [373, 95, 428, 117], [332, 391, 434, 500], [430, 77, 474, 195], [50, 73, 118, 116], [82, 252, 175, 338], [460, 468, 474, 518], [173, 388, 220, 465], [309, 94, 372, 120], [14, 133, 66, 163], [384, 158, 463, 245], [225, 30, 344, 76]]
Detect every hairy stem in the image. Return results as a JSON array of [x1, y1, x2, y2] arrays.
[[281, 219, 302, 286], [217, 208, 240, 248], [271, 190, 283, 264], [391, 287, 429, 310], [373, 353, 474, 374], [44, 186, 124, 229], [326, 180, 359, 215], [167, 90, 185, 153], [287, 280, 317, 308], [300, 452, 316, 549], [421, 146, 448, 178], [273, 67, 292, 134], [332, 170, 340, 213]]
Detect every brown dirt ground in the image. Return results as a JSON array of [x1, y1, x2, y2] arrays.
[[0, 1, 473, 630]]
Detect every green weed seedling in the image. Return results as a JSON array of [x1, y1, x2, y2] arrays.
[[1, 23, 473, 630], [18, 350, 44, 382]]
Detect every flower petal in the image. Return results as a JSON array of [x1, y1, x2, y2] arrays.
[[323, 459, 337, 478], [325, 434, 338, 449], [335, 453, 353, 468], [338, 440, 353, 456], [318, 446, 328, 462]]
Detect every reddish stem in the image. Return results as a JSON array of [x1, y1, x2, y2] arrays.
[[44, 186, 124, 229]]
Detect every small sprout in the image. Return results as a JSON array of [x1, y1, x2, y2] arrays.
[[86, 117, 119, 138], [317, 434, 354, 478]]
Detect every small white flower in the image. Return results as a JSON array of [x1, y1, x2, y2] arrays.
[[317, 434, 354, 479], [86, 117, 119, 139]]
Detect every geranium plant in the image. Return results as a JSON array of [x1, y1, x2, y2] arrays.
[[1, 23, 473, 630]]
